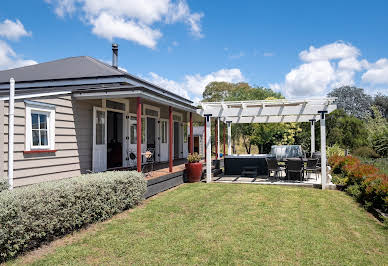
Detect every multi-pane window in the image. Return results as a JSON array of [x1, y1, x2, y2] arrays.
[[130, 116, 145, 144], [25, 100, 56, 151], [106, 100, 125, 111], [161, 121, 167, 143], [173, 114, 182, 121], [31, 112, 49, 147], [183, 123, 188, 143], [95, 110, 105, 145], [145, 108, 158, 117]]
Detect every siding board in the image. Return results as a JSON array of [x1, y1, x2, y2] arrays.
[[2, 96, 96, 186], [0, 100, 3, 177]]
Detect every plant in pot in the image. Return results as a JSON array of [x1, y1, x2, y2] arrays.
[[187, 153, 203, 182]]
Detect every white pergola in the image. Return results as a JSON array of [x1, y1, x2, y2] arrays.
[[197, 98, 337, 189]]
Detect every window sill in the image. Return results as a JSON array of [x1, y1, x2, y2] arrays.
[[23, 150, 57, 154]]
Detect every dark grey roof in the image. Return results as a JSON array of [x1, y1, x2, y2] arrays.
[[0, 56, 193, 104], [0, 56, 125, 84], [193, 126, 204, 136]]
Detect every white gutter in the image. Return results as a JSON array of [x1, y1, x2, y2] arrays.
[[0, 90, 71, 101], [8, 78, 14, 190], [0, 76, 193, 105]]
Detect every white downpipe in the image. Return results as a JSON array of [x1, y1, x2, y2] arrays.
[[311, 120, 315, 155], [217, 117, 220, 159], [8, 78, 15, 190], [206, 117, 212, 183], [320, 117, 327, 189], [227, 122, 232, 155]]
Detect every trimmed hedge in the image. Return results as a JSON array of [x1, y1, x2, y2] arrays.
[[0, 171, 147, 262], [329, 155, 388, 215], [0, 178, 8, 192]]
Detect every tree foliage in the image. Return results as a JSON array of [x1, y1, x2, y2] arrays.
[[202, 82, 295, 154], [328, 86, 372, 119], [373, 93, 388, 119], [326, 109, 368, 150]]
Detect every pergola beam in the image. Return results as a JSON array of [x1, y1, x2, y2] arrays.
[[198, 104, 337, 118], [221, 114, 322, 124]]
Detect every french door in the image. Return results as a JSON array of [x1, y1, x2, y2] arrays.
[[92, 107, 107, 172]]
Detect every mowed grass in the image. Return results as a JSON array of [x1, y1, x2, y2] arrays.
[[10, 183, 387, 265]]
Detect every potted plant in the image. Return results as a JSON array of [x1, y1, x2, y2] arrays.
[[187, 153, 203, 182]]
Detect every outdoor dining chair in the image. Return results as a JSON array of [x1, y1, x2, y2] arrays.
[[265, 157, 285, 180], [312, 152, 321, 166], [285, 158, 304, 181], [304, 158, 321, 180]]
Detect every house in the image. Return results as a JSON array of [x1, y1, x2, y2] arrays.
[[0, 45, 198, 187]]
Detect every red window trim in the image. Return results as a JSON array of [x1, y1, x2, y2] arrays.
[[23, 150, 57, 154]]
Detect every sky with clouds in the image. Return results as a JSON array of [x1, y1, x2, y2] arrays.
[[0, 0, 387, 102]]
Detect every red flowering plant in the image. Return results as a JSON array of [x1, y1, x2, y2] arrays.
[[329, 155, 388, 214]]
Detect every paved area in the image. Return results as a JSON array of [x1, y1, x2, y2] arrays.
[[213, 172, 322, 187]]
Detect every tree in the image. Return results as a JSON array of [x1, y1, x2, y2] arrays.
[[373, 93, 388, 119], [325, 109, 368, 150], [328, 86, 372, 119], [202, 82, 282, 153], [366, 106, 388, 156]]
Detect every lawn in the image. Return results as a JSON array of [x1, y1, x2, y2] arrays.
[[10, 183, 387, 265]]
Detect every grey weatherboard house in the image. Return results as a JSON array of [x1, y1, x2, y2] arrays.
[[0, 48, 197, 187]]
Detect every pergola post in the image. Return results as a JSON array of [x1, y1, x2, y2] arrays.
[[223, 122, 226, 156], [227, 121, 232, 155], [204, 117, 206, 162], [309, 119, 316, 156], [215, 118, 218, 159], [205, 115, 212, 183], [217, 117, 220, 159], [169, 106, 173, 172], [136, 97, 142, 172], [189, 112, 193, 154], [319, 111, 328, 189]]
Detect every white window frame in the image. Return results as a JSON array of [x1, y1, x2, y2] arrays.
[[172, 111, 183, 122], [143, 104, 160, 119], [25, 100, 56, 151]]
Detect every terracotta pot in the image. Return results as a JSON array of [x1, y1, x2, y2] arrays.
[[187, 162, 203, 183]]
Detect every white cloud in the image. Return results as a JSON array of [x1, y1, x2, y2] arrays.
[[362, 58, 388, 85], [299, 42, 360, 62], [184, 68, 244, 95], [90, 13, 162, 48], [0, 40, 37, 70], [46, 0, 204, 48], [148, 72, 190, 99], [0, 19, 31, 41], [146, 68, 245, 101], [272, 41, 370, 97]]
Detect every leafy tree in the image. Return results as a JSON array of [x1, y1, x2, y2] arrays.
[[326, 109, 368, 150], [366, 106, 388, 156], [328, 86, 372, 119], [202, 82, 282, 153], [373, 93, 388, 119]]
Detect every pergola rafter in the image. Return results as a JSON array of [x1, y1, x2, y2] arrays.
[[196, 97, 337, 189]]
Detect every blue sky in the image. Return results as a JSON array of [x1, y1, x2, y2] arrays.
[[0, 0, 387, 102]]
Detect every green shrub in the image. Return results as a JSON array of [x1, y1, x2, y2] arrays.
[[352, 146, 380, 158], [327, 144, 345, 157], [0, 171, 146, 262], [0, 177, 8, 192]]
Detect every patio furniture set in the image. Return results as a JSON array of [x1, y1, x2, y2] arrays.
[[266, 156, 321, 181]]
